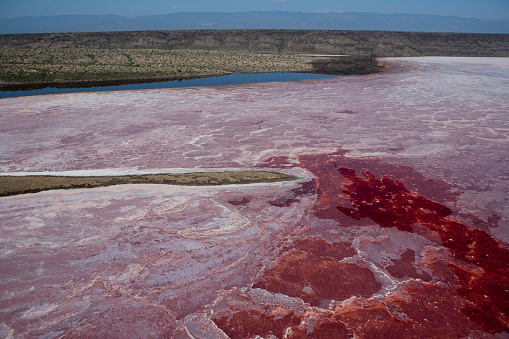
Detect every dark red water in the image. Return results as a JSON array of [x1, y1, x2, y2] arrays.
[[215, 149, 509, 336]]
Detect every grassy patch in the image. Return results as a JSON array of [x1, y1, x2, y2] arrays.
[[0, 48, 315, 85], [0, 171, 299, 196]]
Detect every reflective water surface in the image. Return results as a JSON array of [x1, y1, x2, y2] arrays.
[[0, 72, 340, 99]]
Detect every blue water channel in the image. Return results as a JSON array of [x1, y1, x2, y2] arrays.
[[0, 72, 340, 99]]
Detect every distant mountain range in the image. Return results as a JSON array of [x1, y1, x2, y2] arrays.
[[1, 11, 508, 35]]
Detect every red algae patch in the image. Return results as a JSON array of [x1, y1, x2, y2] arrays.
[[336, 167, 452, 232], [214, 309, 352, 339], [330, 161, 509, 333], [212, 300, 352, 339], [386, 249, 432, 281], [292, 237, 356, 261], [297, 149, 458, 226], [288, 321, 352, 339], [334, 284, 476, 338], [253, 238, 380, 307], [214, 309, 302, 339]]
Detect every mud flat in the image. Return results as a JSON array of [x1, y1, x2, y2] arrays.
[[0, 57, 508, 337]]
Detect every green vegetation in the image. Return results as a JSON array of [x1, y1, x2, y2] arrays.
[[0, 171, 299, 196], [0, 48, 314, 85]]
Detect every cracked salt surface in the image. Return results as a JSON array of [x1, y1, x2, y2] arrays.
[[0, 57, 508, 337]]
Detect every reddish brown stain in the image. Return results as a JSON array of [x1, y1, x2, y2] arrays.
[[254, 239, 380, 307], [292, 237, 356, 261], [213, 310, 301, 339], [297, 149, 457, 226], [386, 249, 432, 282], [227, 197, 250, 206], [449, 262, 509, 333], [335, 284, 476, 338], [242, 150, 509, 335], [213, 307, 352, 339], [269, 180, 317, 208], [337, 168, 452, 232], [257, 155, 298, 168], [287, 319, 352, 338], [332, 164, 509, 333]]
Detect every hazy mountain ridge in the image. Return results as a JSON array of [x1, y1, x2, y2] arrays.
[[1, 11, 508, 34]]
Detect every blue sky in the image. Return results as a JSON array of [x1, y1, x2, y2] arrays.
[[1, 0, 508, 20]]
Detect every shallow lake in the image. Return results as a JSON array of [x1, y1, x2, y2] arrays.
[[0, 72, 341, 99]]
